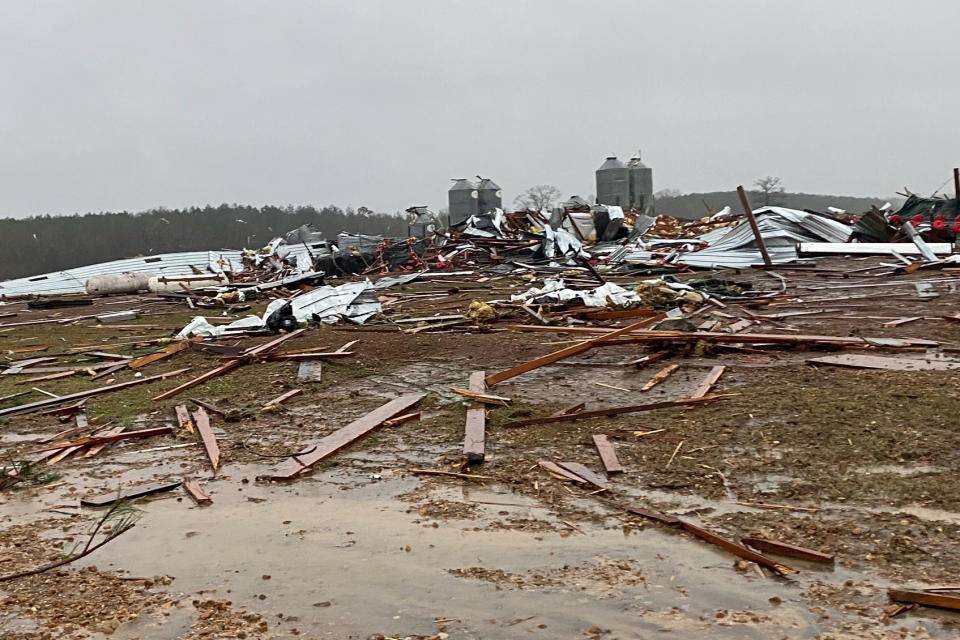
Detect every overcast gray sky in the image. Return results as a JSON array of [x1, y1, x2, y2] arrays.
[[1, 0, 958, 218]]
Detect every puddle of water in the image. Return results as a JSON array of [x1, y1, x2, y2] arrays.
[[74, 468, 832, 639], [852, 464, 944, 476]]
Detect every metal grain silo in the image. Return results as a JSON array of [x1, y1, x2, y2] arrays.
[[595, 156, 629, 207], [476, 177, 503, 214], [627, 154, 654, 211], [448, 178, 478, 227]]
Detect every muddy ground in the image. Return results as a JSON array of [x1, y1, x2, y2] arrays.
[[1, 257, 959, 639]]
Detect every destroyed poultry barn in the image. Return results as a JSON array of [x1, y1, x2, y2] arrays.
[[3, 180, 960, 638]]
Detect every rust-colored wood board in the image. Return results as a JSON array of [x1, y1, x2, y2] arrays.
[[807, 354, 960, 371], [556, 461, 609, 488], [29, 426, 173, 454], [174, 404, 194, 432], [192, 408, 220, 473], [741, 537, 834, 564], [383, 412, 420, 428], [888, 589, 960, 612], [153, 329, 305, 401], [82, 426, 125, 458], [91, 362, 130, 380], [640, 364, 679, 391], [17, 370, 76, 384], [80, 481, 182, 507], [592, 434, 624, 474], [297, 361, 323, 383], [0, 368, 191, 418], [47, 418, 97, 464], [267, 352, 354, 361], [463, 371, 486, 464], [269, 394, 425, 480], [502, 394, 730, 429], [128, 340, 193, 369], [691, 365, 726, 398], [538, 459, 589, 484], [681, 521, 796, 576], [485, 315, 666, 386], [183, 479, 212, 505]]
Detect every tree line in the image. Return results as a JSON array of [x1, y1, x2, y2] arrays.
[[0, 204, 407, 280]]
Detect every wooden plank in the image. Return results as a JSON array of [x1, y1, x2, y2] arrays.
[[192, 408, 220, 473], [91, 362, 130, 380], [741, 537, 834, 564], [28, 426, 173, 454], [888, 589, 960, 612], [503, 394, 731, 429], [383, 412, 420, 428], [174, 404, 194, 432], [183, 479, 212, 505], [640, 364, 679, 391], [80, 480, 182, 507], [263, 388, 303, 409], [550, 402, 586, 418], [881, 316, 922, 328], [807, 354, 960, 372], [583, 308, 662, 320], [737, 185, 772, 268], [269, 394, 425, 479], [485, 315, 667, 386], [267, 352, 354, 361], [17, 370, 76, 384], [81, 425, 124, 458], [556, 461, 609, 488], [463, 371, 486, 464], [47, 413, 96, 464], [153, 329, 306, 401], [450, 387, 510, 406], [296, 361, 323, 382], [680, 521, 797, 575], [82, 351, 130, 361], [128, 339, 193, 369], [624, 350, 670, 368], [0, 368, 191, 418], [691, 365, 726, 398], [592, 434, 624, 474], [726, 319, 755, 333], [538, 459, 588, 484]]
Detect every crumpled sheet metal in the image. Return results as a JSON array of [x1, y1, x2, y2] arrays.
[[510, 278, 641, 308]]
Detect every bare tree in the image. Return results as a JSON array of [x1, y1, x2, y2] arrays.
[[753, 176, 785, 206], [513, 184, 561, 211]]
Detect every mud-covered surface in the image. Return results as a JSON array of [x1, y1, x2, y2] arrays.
[[1, 259, 960, 638]]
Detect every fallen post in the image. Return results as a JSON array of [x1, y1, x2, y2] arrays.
[[462, 371, 486, 464], [268, 394, 425, 479]]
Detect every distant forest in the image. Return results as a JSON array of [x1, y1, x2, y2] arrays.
[[0, 204, 407, 280], [655, 191, 897, 220]]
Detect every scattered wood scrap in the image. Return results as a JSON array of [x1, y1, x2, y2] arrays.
[[268, 394, 425, 480], [555, 461, 608, 489], [174, 404, 194, 432], [192, 407, 221, 473], [28, 427, 173, 455], [297, 361, 323, 383], [691, 365, 726, 398], [807, 354, 960, 371], [888, 589, 960, 612], [183, 479, 212, 505], [741, 537, 834, 564], [80, 481, 182, 507], [503, 394, 731, 429], [592, 434, 623, 474], [640, 364, 679, 391], [263, 388, 303, 410], [451, 387, 510, 406]]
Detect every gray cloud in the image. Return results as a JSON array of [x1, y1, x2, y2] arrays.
[[1, 0, 958, 218]]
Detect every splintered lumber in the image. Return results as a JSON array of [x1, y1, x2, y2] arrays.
[[47, 417, 98, 464], [82, 426, 125, 458], [409, 469, 492, 480], [504, 325, 938, 348], [807, 353, 960, 371], [640, 364, 679, 391], [741, 537, 835, 564], [538, 459, 589, 484], [551, 402, 586, 418], [174, 404, 194, 432], [485, 315, 666, 386], [263, 388, 303, 409], [269, 394, 425, 479], [81, 481, 182, 507], [29, 427, 173, 454], [192, 408, 220, 473], [463, 371, 486, 464], [383, 412, 420, 428], [91, 362, 130, 380], [555, 461, 609, 489], [592, 434, 623, 474], [451, 387, 510, 406], [881, 317, 922, 329], [297, 361, 323, 383], [625, 350, 670, 368], [503, 394, 731, 429], [17, 370, 76, 384], [128, 339, 194, 369], [183, 479, 212, 505], [0, 368, 191, 418], [153, 329, 306, 402], [691, 365, 726, 398], [725, 319, 754, 333], [888, 589, 960, 612]]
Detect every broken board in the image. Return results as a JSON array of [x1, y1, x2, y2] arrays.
[[807, 354, 960, 371], [462, 371, 486, 464]]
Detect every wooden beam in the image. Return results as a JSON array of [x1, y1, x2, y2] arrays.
[[463, 371, 486, 464], [741, 537, 834, 564], [269, 394, 425, 479], [592, 434, 624, 474], [538, 459, 588, 484], [737, 185, 772, 268], [888, 589, 960, 612], [556, 461, 609, 489], [192, 408, 220, 473], [485, 315, 666, 386], [640, 364, 679, 391], [502, 394, 731, 429], [691, 365, 726, 398], [0, 368, 191, 418]]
